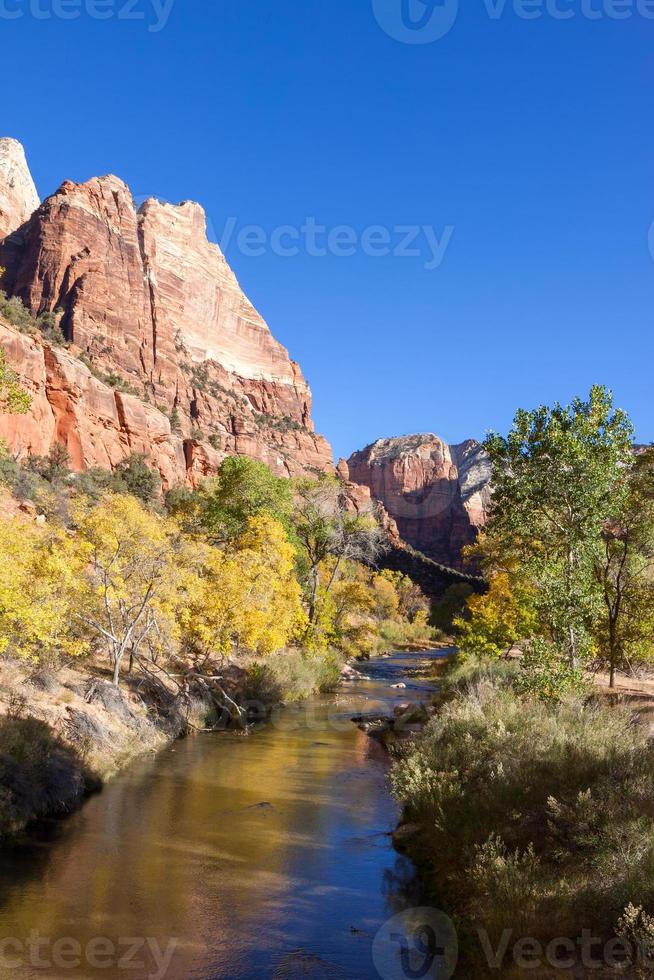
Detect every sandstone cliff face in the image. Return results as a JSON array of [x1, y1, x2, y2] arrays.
[[0, 139, 39, 241], [347, 434, 492, 568], [0, 142, 332, 483]]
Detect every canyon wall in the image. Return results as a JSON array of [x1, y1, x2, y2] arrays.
[[0, 139, 487, 577], [0, 139, 39, 240], [347, 434, 492, 568], [0, 139, 332, 484]]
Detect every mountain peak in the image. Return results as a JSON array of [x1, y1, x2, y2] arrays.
[[0, 138, 39, 240]]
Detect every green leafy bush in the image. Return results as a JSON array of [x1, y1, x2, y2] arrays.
[[0, 292, 67, 346]]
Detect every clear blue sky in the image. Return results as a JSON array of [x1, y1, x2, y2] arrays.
[[3, 0, 653, 459]]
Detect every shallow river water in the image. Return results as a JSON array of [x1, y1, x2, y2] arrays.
[[0, 649, 449, 980]]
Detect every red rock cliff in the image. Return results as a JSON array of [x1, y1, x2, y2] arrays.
[[0, 141, 332, 482], [347, 434, 492, 568]]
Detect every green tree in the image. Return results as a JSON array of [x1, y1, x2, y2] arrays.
[[484, 385, 633, 672], [112, 452, 161, 503], [292, 475, 386, 625], [201, 456, 293, 543], [432, 582, 475, 632], [594, 447, 654, 686]]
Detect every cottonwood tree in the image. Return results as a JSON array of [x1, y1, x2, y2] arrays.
[[594, 447, 654, 686], [181, 514, 305, 663], [484, 385, 633, 672], [74, 494, 184, 686], [0, 521, 88, 662], [292, 475, 387, 626]]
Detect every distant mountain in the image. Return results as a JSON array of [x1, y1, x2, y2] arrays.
[[347, 434, 492, 569]]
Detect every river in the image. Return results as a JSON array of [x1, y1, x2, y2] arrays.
[[0, 648, 448, 980]]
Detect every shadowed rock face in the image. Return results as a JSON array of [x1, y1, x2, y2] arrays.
[[0, 142, 332, 482], [348, 434, 492, 568]]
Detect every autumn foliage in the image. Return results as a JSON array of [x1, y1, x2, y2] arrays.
[[0, 444, 433, 688]]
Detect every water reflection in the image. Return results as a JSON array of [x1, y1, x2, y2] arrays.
[[0, 650, 448, 980]]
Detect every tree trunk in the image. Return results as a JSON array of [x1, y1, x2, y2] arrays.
[[308, 567, 319, 625]]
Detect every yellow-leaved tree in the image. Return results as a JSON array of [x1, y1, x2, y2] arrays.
[[455, 570, 537, 659], [228, 514, 306, 655], [181, 513, 305, 661], [0, 519, 88, 661], [73, 494, 187, 685]]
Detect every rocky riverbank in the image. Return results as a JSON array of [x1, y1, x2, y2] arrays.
[[0, 655, 256, 840], [0, 644, 351, 841]]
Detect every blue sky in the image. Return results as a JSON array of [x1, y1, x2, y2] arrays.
[[3, 0, 653, 459]]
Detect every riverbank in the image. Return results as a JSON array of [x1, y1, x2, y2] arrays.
[[389, 657, 654, 977], [0, 657, 217, 839], [0, 646, 443, 979], [0, 647, 348, 840]]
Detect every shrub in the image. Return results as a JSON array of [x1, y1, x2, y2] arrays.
[[0, 291, 38, 334], [244, 648, 343, 704], [27, 442, 71, 483], [439, 651, 521, 696], [112, 453, 161, 503], [0, 716, 90, 837], [391, 678, 654, 970], [0, 292, 67, 346], [169, 406, 181, 433]]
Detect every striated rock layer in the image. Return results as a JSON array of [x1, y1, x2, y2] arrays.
[[0, 139, 39, 240], [0, 142, 332, 483], [348, 434, 492, 569]]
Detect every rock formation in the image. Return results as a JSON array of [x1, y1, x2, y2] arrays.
[[0, 139, 39, 240], [0, 141, 332, 483], [0, 140, 486, 578], [347, 434, 492, 568]]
